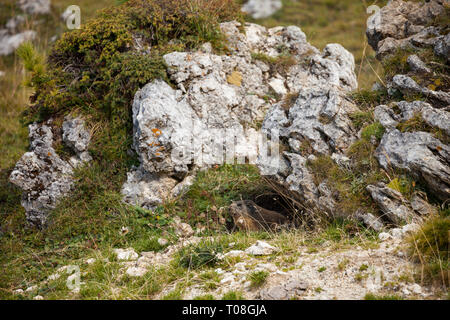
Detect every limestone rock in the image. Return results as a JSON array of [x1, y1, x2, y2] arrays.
[[114, 248, 139, 261], [407, 55, 431, 74], [356, 212, 385, 232], [124, 21, 323, 208], [259, 278, 308, 300], [121, 166, 178, 210], [366, 183, 416, 225], [19, 0, 51, 15], [242, 0, 282, 20], [366, 0, 447, 59], [245, 240, 278, 255], [390, 75, 450, 107], [376, 130, 450, 201], [9, 118, 92, 227], [0, 29, 36, 56]]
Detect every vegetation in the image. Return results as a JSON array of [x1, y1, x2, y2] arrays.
[[248, 270, 269, 288], [407, 208, 449, 288], [1, 0, 448, 300]]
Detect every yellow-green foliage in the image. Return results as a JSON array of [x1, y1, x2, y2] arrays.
[[23, 0, 242, 124], [407, 209, 450, 286]]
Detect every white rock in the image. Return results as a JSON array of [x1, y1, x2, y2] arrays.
[[409, 283, 422, 295], [13, 289, 24, 294], [0, 30, 36, 56], [224, 250, 246, 258], [114, 248, 139, 261], [245, 241, 278, 256], [47, 273, 61, 281], [126, 267, 148, 277], [33, 295, 44, 300], [25, 285, 37, 292], [378, 232, 391, 241], [220, 273, 236, 285], [158, 238, 169, 246], [242, 0, 282, 19], [85, 258, 96, 265]]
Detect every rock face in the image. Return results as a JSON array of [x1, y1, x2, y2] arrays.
[[376, 130, 450, 201], [256, 44, 359, 215], [366, 0, 447, 59], [366, 0, 449, 216], [123, 21, 329, 209], [18, 0, 51, 15], [9, 117, 91, 227], [242, 0, 282, 19]]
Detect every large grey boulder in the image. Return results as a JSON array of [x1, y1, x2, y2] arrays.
[[375, 129, 450, 201], [123, 21, 330, 209], [242, 0, 282, 20], [9, 117, 91, 227], [366, 0, 447, 59]]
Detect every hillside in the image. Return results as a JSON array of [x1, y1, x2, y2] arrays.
[[0, 0, 448, 301]]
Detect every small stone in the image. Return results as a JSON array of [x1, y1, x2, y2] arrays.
[[13, 289, 24, 294], [33, 295, 44, 300], [245, 241, 278, 256], [220, 273, 236, 285], [173, 220, 194, 238], [126, 267, 148, 277], [85, 258, 96, 265], [47, 273, 61, 281], [114, 248, 139, 261], [409, 283, 422, 295], [158, 238, 169, 246], [25, 285, 37, 292], [390, 228, 404, 239], [407, 55, 431, 74]]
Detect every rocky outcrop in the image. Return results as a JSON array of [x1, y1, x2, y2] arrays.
[[366, 0, 449, 217], [9, 117, 91, 227], [366, 183, 417, 225], [242, 0, 282, 19], [123, 21, 328, 209], [375, 130, 449, 202], [366, 0, 448, 59]]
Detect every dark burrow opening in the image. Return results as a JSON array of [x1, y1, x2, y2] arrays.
[[225, 191, 301, 232]]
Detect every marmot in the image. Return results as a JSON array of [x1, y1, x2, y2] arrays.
[[229, 200, 288, 232]]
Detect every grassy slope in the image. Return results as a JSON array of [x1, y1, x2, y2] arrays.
[[1, 0, 446, 300]]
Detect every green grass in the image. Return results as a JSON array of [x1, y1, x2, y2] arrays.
[[222, 290, 245, 300], [248, 270, 269, 288], [364, 293, 404, 300]]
